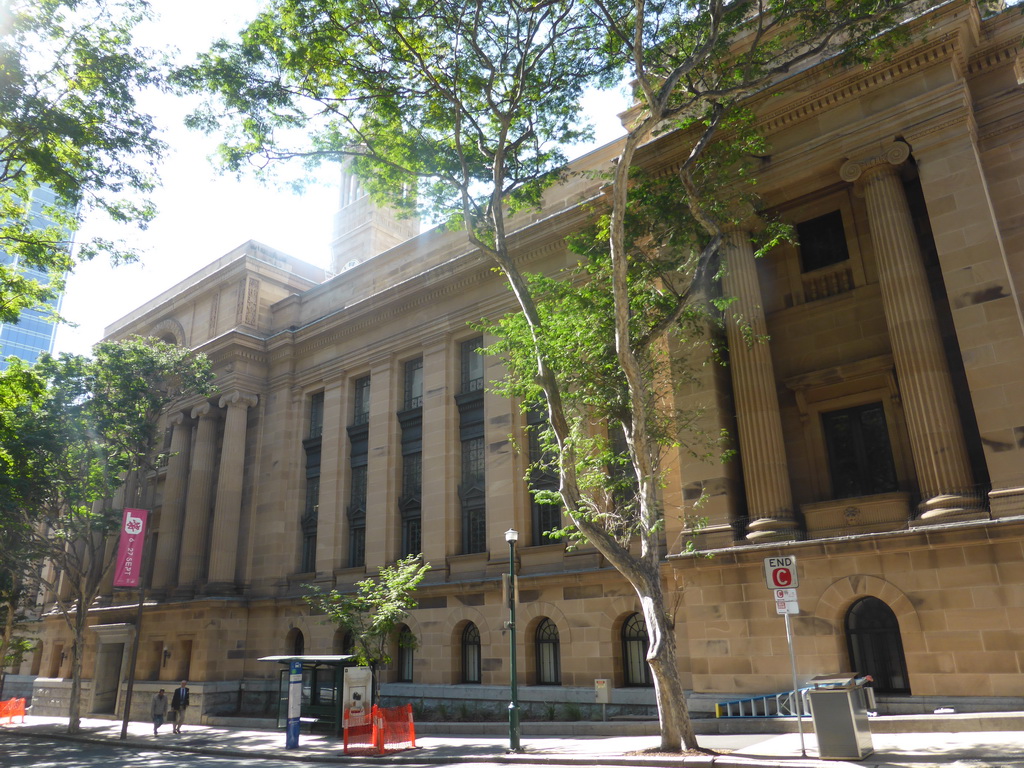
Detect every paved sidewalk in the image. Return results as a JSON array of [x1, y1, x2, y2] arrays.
[[3, 715, 1024, 767]]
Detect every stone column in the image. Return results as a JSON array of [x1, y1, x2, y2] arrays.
[[175, 402, 220, 596], [903, 121, 1024, 517], [420, 340, 453, 566], [314, 379, 344, 577], [151, 411, 193, 593], [364, 359, 395, 569], [721, 228, 798, 540], [206, 390, 258, 593], [840, 141, 981, 522]]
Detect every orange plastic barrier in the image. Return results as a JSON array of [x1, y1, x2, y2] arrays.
[[342, 706, 375, 755], [375, 703, 416, 752], [0, 698, 26, 725], [342, 704, 415, 755]]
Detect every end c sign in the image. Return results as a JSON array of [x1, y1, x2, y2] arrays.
[[764, 555, 798, 590]]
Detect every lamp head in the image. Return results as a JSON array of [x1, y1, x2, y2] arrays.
[[504, 528, 519, 543]]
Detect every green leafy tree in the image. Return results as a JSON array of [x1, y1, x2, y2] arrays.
[[180, 0, 931, 751], [1, 338, 212, 732], [0, 361, 51, 700], [304, 555, 430, 696], [0, 0, 164, 325]]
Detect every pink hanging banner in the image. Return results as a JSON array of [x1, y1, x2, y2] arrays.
[[112, 508, 148, 588]]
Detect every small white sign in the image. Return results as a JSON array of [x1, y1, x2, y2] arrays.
[[774, 588, 797, 601], [764, 555, 799, 589], [776, 599, 799, 615]]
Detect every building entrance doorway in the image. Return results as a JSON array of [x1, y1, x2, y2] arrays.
[[845, 596, 910, 694], [92, 642, 125, 714], [90, 623, 135, 715]]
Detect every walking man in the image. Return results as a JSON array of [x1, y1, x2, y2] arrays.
[[171, 679, 190, 733], [151, 689, 168, 736]]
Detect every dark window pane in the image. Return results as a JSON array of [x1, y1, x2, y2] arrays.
[[397, 627, 414, 683], [535, 618, 561, 685], [462, 505, 486, 554], [461, 436, 485, 487], [622, 613, 651, 687], [462, 623, 481, 684], [460, 337, 484, 393], [401, 513, 421, 558], [797, 210, 850, 273], [349, 464, 368, 511], [309, 391, 324, 438], [403, 452, 422, 498], [353, 376, 371, 425], [404, 358, 423, 410], [348, 523, 365, 569], [822, 402, 899, 499]]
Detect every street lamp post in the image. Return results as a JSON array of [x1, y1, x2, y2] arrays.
[[505, 528, 522, 753]]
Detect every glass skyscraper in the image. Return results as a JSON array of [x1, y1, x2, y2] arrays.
[[0, 186, 65, 369]]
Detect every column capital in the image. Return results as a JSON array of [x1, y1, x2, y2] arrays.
[[219, 390, 259, 410], [167, 410, 189, 428], [191, 401, 219, 420], [839, 141, 911, 183]]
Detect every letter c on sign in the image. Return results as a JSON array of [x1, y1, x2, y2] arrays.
[[772, 568, 792, 588]]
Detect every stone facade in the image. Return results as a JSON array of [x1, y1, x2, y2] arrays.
[[16, 2, 1024, 722]]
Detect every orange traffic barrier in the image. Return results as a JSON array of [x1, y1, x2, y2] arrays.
[[342, 703, 415, 755], [0, 698, 26, 725], [375, 703, 416, 752]]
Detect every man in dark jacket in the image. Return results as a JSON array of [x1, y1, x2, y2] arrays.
[[170, 680, 189, 733]]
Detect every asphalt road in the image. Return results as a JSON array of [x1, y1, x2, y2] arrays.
[[1, 731, 661, 768], [3, 733, 362, 768]]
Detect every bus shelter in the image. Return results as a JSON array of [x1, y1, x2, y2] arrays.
[[259, 654, 374, 736]]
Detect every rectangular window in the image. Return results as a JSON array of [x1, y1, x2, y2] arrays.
[[399, 367, 423, 558], [402, 451, 422, 499], [460, 337, 484, 394], [302, 391, 323, 573], [403, 358, 423, 410], [348, 521, 365, 569], [349, 463, 367, 514], [527, 406, 561, 546], [309, 391, 324, 438], [348, 378, 370, 569], [401, 513, 421, 559], [821, 402, 899, 499], [461, 435, 485, 488], [459, 431, 486, 553], [353, 376, 371, 425], [457, 343, 485, 554], [797, 210, 850, 273], [348, 464, 367, 568]]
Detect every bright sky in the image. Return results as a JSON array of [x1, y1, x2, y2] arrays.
[[53, 1, 627, 357]]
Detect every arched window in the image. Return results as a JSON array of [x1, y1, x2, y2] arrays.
[[291, 629, 305, 656], [462, 623, 481, 684], [535, 618, 561, 685], [397, 625, 414, 683], [846, 597, 909, 694], [621, 613, 651, 687]]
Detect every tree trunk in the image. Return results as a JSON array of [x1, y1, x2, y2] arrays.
[[639, 574, 698, 751], [67, 608, 87, 734]]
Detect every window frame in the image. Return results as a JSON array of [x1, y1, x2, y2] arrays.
[[461, 623, 482, 684], [621, 613, 651, 687], [535, 618, 561, 686]]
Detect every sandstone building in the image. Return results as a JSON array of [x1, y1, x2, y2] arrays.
[[15, 1, 1024, 721]]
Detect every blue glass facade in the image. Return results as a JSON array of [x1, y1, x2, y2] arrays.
[[0, 187, 65, 370]]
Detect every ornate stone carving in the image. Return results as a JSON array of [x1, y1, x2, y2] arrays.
[[839, 141, 911, 183]]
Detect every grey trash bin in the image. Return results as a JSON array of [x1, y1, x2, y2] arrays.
[[807, 674, 874, 760]]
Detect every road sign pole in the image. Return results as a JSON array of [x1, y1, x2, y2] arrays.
[[784, 610, 807, 758]]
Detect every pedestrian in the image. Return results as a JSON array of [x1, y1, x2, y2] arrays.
[[171, 679, 190, 733], [151, 689, 168, 736]]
